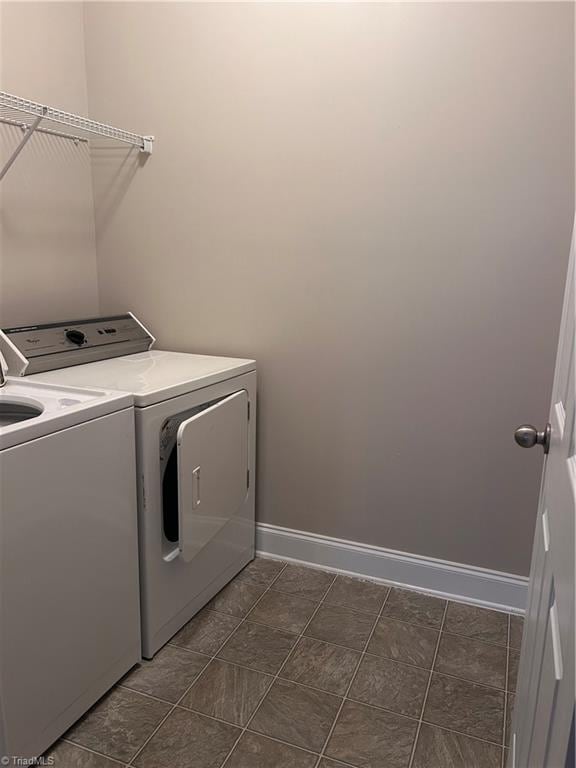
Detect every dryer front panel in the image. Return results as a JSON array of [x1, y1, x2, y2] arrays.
[[177, 390, 249, 562], [134, 369, 256, 658]]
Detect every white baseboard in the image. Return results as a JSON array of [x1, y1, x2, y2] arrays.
[[256, 523, 527, 614]]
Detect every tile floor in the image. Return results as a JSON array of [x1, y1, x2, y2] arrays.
[[46, 559, 523, 768]]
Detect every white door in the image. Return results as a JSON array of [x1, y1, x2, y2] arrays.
[[510, 226, 575, 767], [177, 390, 249, 562]]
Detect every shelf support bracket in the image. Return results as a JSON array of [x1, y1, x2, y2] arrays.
[[142, 136, 154, 155], [0, 108, 46, 181]]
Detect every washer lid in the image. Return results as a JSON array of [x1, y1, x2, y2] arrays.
[[0, 378, 133, 450], [30, 350, 256, 407]]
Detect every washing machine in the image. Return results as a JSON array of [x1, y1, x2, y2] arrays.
[[0, 314, 256, 658]]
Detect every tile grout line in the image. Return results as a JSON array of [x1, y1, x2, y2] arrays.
[[115, 677, 509, 750], [168, 634, 510, 694], [174, 586, 508, 765], [171, 607, 512, 694], [218, 729, 319, 760], [432, 626, 510, 650], [359, 653, 508, 692], [238, 585, 379, 616], [406, 599, 449, 768], [67, 562, 516, 767], [312, 584, 393, 768], [502, 613, 511, 768], [206, 601, 512, 650], [126, 560, 291, 767], [60, 739, 130, 766], [175, 576, 515, 761], [107, 688, 325, 759], [218, 571, 341, 768]]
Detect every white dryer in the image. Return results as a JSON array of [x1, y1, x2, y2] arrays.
[[0, 314, 256, 658]]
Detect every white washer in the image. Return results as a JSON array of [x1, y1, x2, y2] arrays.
[[0, 377, 140, 759], [0, 314, 257, 658]]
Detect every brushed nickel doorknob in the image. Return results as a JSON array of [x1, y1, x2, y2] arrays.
[[514, 423, 551, 454]]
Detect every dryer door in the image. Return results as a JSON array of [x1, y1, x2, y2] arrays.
[[177, 389, 249, 562]]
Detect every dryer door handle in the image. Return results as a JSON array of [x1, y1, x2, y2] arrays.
[[192, 466, 201, 508]]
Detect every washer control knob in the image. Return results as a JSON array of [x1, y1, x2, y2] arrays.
[[66, 329, 86, 346]]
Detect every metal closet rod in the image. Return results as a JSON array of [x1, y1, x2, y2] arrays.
[[0, 91, 154, 181]]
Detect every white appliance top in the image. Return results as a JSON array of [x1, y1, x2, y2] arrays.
[[0, 378, 133, 451], [30, 351, 256, 407]]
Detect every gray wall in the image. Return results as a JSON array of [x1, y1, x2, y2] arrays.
[[0, 2, 99, 327], [81, 2, 572, 575]]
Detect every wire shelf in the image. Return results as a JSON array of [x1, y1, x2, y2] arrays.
[[0, 90, 153, 180]]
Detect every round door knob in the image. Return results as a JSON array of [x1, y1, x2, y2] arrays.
[[65, 329, 86, 346], [514, 423, 551, 454]]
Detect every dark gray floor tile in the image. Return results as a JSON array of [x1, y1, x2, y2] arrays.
[[248, 590, 317, 633], [208, 581, 266, 618], [45, 741, 123, 768], [226, 731, 318, 768], [444, 603, 508, 646], [272, 564, 335, 601], [250, 679, 341, 752], [382, 589, 446, 629], [412, 723, 502, 768], [435, 633, 507, 689], [325, 699, 417, 768], [506, 694, 515, 746], [122, 645, 208, 702], [324, 575, 389, 614], [509, 616, 524, 650], [508, 649, 519, 692], [170, 608, 241, 655], [304, 604, 376, 651], [181, 659, 272, 726], [236, 558, 286, 587], [280, 636, 361, 695], [318, 761, 348, 767], [424, 673, 504, 743], [66, 687, 171, 763], [217, 620, 297, 674], [349, 654, 428, 718], [134, 707, 240, 768], [367, 617, 438, 669]]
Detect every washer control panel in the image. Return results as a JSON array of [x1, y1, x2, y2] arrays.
[[0, 313, 155, 375]]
